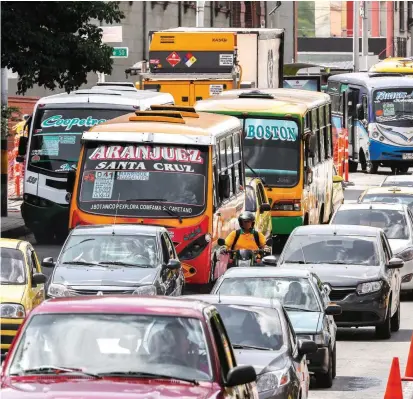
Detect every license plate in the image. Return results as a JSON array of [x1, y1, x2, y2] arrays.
[[402, 153, 413, 160]]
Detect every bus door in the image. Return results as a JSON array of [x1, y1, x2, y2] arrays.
[[343, 85, 360, 162]]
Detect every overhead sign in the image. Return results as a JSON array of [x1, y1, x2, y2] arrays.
[[101, 26, 123, 43], [166, 52, 181, 67], [111, 47, 129, 58]]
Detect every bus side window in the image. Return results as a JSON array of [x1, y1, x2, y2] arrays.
[[318, 106, 326, 162], [311, 109, 319, 166], [362, 95, 368, 121], [326, 104, 333, 158]]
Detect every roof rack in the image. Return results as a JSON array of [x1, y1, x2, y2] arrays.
[[150, 104, 197, 114], [129, 110, 186, 124], [238, 90, 275, 99], [74, 89, 122, 96], [96, 82, 135, 88], [367, 72, 404, 78]]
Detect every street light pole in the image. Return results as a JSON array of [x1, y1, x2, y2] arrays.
[[353, 1, 360, 72], [1, 67, 8, 217], [361, 1, 369, 71], [196, 1, 205, 28]]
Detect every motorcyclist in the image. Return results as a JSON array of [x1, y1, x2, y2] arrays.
[[224, 211, 267, 255]]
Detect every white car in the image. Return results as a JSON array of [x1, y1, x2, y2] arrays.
[[330, 203, 413, 293]]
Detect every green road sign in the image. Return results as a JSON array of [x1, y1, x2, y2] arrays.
[[111, 47, 129, 58]]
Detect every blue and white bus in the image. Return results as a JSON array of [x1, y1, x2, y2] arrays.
[[327, 73, 413, 174], [18, 88, 174, 244]]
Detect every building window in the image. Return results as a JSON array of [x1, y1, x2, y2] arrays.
[[400, 1, 405, 31]]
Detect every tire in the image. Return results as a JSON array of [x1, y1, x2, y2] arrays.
[[366, 161, 379, 174], [349, 161, 358, 173], [376, 306, 392, 339], [392, 166, 409, 175], [33, 229, 55, 245], [400, 167, 409, 173], [332, 343, 337, 379], [391, 300, 401, 332], [315, 348, 333, 388]]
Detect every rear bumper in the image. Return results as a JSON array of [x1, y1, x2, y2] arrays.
[[307, 346, 329, 374]]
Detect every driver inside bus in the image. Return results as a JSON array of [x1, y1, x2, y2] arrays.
[[224, 212, 266, 252]]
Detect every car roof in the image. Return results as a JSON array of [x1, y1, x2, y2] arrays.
[[383, 174, 413, 182], [363, 186, 413, 194], [292, 224, 381, 237], [0, 238, 29, 250], [185, 294, 284, 311], [70, 224, 167, 236], [328, 72, 413, 89], [218, 266, 313, 279], [337, 202, 407, 211], [30, 296, 213, 318]]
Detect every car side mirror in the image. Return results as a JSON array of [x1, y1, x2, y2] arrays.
[[266, 237, 273, 247], [260, 203, 271, 213], [297, 339, 318, 356], [217, 238, 226, 246], [165, 259, 181, 270], [32, 273, 47, 286], [18, 136, 28, 156], [386, 257, 404, 269], [333, 175, 343, 183], [225, 365, 257, 387], [41, 257, 55, 268], [219, 174, 231, 200], [262, 255, 278, 266], [325, 304, 342, 316], [66, 170, 76, 194]]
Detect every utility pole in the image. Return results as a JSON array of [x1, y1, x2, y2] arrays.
[[353, 0, 360, 72], [361, 1, 369, 71], [196, 1, 205, 28], [1, 68, 8, 217]]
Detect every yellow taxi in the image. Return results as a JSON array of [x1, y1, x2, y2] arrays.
[[357, 186, 413, 209], [0, 238, 46, 358], [244, 177, 272, 240]]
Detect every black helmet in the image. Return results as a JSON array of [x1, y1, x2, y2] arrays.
[[238, 211, 256, 228]]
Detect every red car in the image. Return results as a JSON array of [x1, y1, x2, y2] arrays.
[[1, 296, 258, 399]]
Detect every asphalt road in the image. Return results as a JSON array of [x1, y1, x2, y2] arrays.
[[17, 167, 413, 399]]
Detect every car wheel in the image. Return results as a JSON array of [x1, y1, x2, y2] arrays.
[[332, 343, 337, 379], [391, 300, 401, 332], [376, 306, 392, 339], [315, 349, 333, 388]]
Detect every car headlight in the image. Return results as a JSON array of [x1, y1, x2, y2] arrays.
[[396, 247, 413, 262], [132, 285, 157, 295], [298, 333, 325, 345], [0, 303, 25, 318], [357, 281, 383, 295], [257, 371, 289, 393], [48, 283, 72, 298]]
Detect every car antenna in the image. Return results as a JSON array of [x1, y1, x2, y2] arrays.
[[112, 193, 121, 235], [218, 290, 221, 304]]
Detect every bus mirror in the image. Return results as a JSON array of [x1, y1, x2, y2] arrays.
[[18, 136, 28, 156], [66, 170, 76, 193], [219, 174, 231, 199]]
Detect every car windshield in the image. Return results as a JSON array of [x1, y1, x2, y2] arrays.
[[29, 109, 131, 173], [59, 235, 160, 267], [8, 314, 211, 381], [242, 118, 300, 187], [78, 143, 208, 218], [332, 209, 409, 239], [282, 235, 379, 266], [373, 88, 413, 128], [214, 304, 285, 350], [216, 278, 320, 311], [0, 248, 26, 285], [360, 193, 413, 210]]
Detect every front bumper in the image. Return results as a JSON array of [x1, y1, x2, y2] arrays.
[[0, 318, 24, 355], [271, 216, 303, 235], [258, 383, 294, 399], [330, 288, 388, 327], [306, 346, 329, 374], [369, 140, 413, 164]]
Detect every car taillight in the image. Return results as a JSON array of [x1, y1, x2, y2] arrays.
[[272, 200, 301, 211]]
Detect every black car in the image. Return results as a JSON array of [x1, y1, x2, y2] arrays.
[[211, 267, 341, 388], [185, 294, 317, 399], [42, 224, 184, 297], [278, 224, 404, 339]]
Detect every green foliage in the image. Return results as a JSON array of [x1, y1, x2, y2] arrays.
[[298, 2, 315, 38], [1, 106, 22, 138], [1, 2, 124, 94]]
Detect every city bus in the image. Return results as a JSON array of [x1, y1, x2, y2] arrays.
[[327, 73, 413, 174], [195, 88, 337, 248], [370, 57, 413, 75], [18, 88, 174, 244], [67, 107, 247, 288]]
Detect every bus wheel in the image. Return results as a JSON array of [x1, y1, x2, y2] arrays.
[[392, 166, 409, 174], [33, 229, 55, 245], [366, 161, 378, 174]]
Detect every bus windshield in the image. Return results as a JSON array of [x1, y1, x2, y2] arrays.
[[78, 143, 208, 218], [243, 118, 300, 187], [373, 88, 413, 128], [29, 108, 132, 173]]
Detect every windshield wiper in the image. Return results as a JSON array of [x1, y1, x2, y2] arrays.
[[126, 198, 182, 224], [14, 366, 101, 378], [61, 238, 96, 255], [99, 261, 152, 268], [62, 260, 98, 266], [233, 344, 271, 351], [245, 162, 266, 185], [98, 371, 199, 385], [284, 306, 317, 312]]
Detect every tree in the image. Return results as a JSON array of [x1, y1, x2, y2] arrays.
[[1, 106, 22, 138], [1, 2, 124, 95]]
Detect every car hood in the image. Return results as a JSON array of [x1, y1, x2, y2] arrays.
[[0, 284, 26, 304], [1, 377, 215, 399], [281, 263, 382, 287], [235, 349, 287, 375], [52, 264, 158, 287], [286, 311, 322, 334], [388, 239, 410, 255]]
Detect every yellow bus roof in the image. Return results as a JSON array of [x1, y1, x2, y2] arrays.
[[195, 88, 331, 115], [83, 109, 242, 146], [370, 57, 413, 74]]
